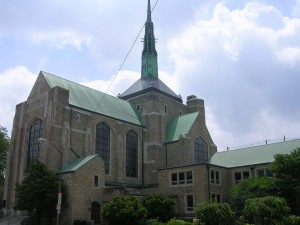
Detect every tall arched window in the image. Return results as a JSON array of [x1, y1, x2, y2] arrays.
[[95, 122, 110, 174], [27, 119, 43, 165], [194, 137, 208, 164], [126, 130, 138, 178]]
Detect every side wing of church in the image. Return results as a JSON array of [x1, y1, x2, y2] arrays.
[[3, 0, 300, 224]]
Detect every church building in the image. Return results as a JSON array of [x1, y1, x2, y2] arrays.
[[3, 0, 300, 224]]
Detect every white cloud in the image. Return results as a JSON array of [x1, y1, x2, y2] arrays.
[[0, 67, 37, 135], [81, 70, 140, 96], [167, 2, 300, 149]]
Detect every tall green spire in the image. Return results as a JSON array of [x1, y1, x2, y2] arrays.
[[141, 0, 158, 79]]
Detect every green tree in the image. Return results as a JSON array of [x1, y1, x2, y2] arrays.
[[15, 162, 67, 224], [243, 196, 290, 225], [269, 148, 300, 214], [143, 194, 176, 222], [195, 200, 233, 225], [0, 126, 10, 204], [102, 195, 147, 225], [229, 176, 278, 208]]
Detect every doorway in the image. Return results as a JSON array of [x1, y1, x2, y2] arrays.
[[91, 201, 101, 224]]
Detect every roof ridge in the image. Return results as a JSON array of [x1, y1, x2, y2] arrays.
[[41, 71, 124, 102], [221, 138, 300, 153]]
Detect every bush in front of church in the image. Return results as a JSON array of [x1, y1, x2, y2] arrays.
[[102, 195, 147, 225]]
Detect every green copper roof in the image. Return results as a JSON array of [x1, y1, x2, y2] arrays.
[[165, 112, 199, 143], [41, 71, 142, 127], [61, 155, 98, 174], [141, 0, 158, 79], [210, 139, 300, 168]]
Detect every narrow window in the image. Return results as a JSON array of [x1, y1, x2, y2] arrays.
[[27, 119, 43, 165], [94, 175, 99, 187], [171, 173, 178, 185], [95, 122, 110, 174], [210, 170, 220, 184], [186, 171, 193, 184], [126, 130, 138, 178], [211, 193, 221, 203], [186, 194, 194, 212], [164, 105, 168, 114], [136, 104, 140, 111], [194, 137, 208, 164]]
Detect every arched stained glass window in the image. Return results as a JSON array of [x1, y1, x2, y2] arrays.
[[126, 130, 138, 178], [27, 119, 43, 165], [194, 137, 208, 164], [95, 122, 110, 174]]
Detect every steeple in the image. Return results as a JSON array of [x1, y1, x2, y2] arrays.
[[141, 0, 158, 79]]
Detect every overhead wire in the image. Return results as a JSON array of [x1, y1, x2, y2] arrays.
[[94, 0, 159, 112]]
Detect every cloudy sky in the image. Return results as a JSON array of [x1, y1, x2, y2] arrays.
[[1, 0, 300, 151]]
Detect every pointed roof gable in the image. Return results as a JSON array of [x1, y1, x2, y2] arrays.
[[165, 112, 200, 143], [210, 139, 300, 168], [119, 76, 182, 102], [41, 71, 142, 127], [60, 155, 99, 174]]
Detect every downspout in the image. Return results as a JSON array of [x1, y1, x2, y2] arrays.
[[165, 143, 168, 168], [69, 105, 80, 158], [206, 164, 211, 201], [142, 127, 145, 185]]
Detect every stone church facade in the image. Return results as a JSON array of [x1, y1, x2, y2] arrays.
[[3, 0, 300, 224]]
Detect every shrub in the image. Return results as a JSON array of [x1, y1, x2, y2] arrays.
[[102, 195, 147, 225], [195, 200, 233, 225], [243, 196, 290, 225], [144, 194, 176, 222], [73, 220, 91, 225], [167, 218, 192, 225]]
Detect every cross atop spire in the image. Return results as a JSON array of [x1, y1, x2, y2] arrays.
[[141, 0, 158, 79], [147, 0, 152, 22]]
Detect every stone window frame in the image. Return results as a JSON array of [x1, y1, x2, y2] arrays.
[[93, 175, 100, 188], [185, 193, 194, 213], [233, 170, 250, 184], [211, 193, 222, 203], [194, 136, 208, 164], [169, 170, 193, 187], [27, 119, 43, 166], [125, 130, 139, 179], [210, 169, 221, 185], [95, 122, 111, 175]]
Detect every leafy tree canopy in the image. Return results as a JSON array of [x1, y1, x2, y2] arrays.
[[270, 148, 300, 193], [195, 200, 233, 225], [15, 162, 67, 222], [0, 126, 10, 179], [143, 194, 176, 222], [229, 176, 278, 207], [243, 196, 290, 225], [102, 195, 147, 225], [0, 126, 10, 202]]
